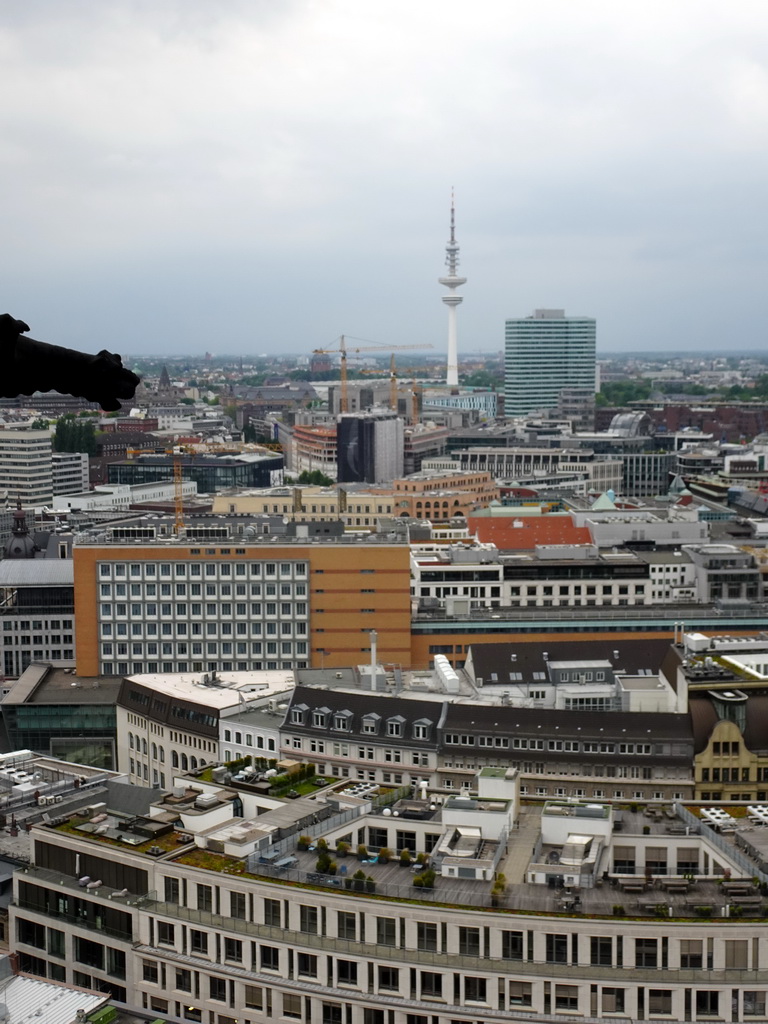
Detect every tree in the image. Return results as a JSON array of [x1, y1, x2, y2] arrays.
[[297, 470, 333, 487], [53, 414, 96, 455], [595, 379, 654, 407]]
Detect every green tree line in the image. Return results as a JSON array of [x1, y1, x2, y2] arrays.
[[53, 415, 97, 455]]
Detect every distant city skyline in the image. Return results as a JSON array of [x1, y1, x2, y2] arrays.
[[2, 2, 767, 358]]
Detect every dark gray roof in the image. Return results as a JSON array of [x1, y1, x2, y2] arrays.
[[468, 637, 673, 685], [440, 702, 693, 753], [105, 779, 164, 817], [2, 664, 120, 707], [286, 685, 441, 746]]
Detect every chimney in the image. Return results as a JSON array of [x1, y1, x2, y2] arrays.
[[370, 630, 378, 689]]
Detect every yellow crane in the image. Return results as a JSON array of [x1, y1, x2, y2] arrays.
[[127, 441, 280, 534], [311, 336, 432, 414], [127, 446, 186, 535]]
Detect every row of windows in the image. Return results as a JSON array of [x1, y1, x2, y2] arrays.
[[104, 640, 306, 658], [295, 738, 429, 766], [3, 634, 72, 646], [441, 735, 653, 754], [290, 708, 424, 739], [101, 621, 306, 638], [2, 619, 71, 631], [136, 974, 763, 1023], [701, 766, 751, 783], [99, 561, 307, 578], [151, 901, 761, 975], [100, 600, 307, 617], [100, 583, 306, 600], [104, 660, 304, 675], [223, 729, 277, 752]]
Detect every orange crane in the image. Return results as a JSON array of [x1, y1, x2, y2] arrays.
[[311, 336, 432, 414]]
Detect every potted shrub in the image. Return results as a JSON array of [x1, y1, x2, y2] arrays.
[[316, 838, 328, 853], [399, 849, 412, 867], [352, 869, 366, 892], [612, 904, 625, 917], [336, 841, 350, 858], [366, 875, 376, 893], [491, 875, 507, 907], [357, 844, 368, 861], [416, 852, 428, 867], [642, 825, 651, 835], [378, 847, 393, 865], [316, 851, 331, 873], [296, 835, 312, 851]]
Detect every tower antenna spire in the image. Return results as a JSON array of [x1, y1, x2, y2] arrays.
[[438, 189, 466, 387]]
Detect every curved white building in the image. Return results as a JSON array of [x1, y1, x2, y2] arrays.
[[12, 767, 768, 1024]]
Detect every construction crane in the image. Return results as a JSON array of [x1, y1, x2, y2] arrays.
[[359, 355, 400, 412], [127, 447, 186, 534], [311, 336, 433, 414], [127, 442, 279, 534]]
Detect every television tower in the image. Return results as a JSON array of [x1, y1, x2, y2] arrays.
[[438, 192, 466, 387]]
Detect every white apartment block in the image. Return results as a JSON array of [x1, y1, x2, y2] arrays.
[[639, 549, 697, 603], [56, 479, 198, 512], [452, 446, 622, 494], [411, 543, 653, 610], [117, 670, 295, 787], [0, 428, 53, 506], [221, 705, 284, 762], [51, 451, 89, 496]]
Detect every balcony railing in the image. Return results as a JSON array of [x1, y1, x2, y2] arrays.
[[141, 900, 768, 984]]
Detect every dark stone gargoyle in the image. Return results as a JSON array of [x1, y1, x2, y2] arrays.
[[0, 313, 140, 411]]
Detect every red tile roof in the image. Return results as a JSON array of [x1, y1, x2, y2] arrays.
[[467, 514, 591, 550]]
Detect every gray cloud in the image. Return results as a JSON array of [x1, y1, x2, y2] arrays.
[[2, 0, 768, 356]]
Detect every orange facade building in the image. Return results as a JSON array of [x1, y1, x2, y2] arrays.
[[74, 539, 411, 677]]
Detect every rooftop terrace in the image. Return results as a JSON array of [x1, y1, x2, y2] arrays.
[[38, 792, 768, 922]]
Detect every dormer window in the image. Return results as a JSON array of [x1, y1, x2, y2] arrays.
[[290, 703, 309, 725], [312, 706, 331, 728], [386, 716, 405, 738], [333, 710, 353, 731], [362, 714, 380, 735], [413, 719, 432, 741]]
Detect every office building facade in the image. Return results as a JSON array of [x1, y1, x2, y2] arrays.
[[505, 308, 596, 417], [0, 428, 53, 506], [73, 527, 411, 676]]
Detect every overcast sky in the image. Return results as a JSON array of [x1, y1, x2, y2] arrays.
[[2, 1, 768, 360]]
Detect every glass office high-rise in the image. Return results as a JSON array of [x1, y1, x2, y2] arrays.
[[505, 308, 596, 417]]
